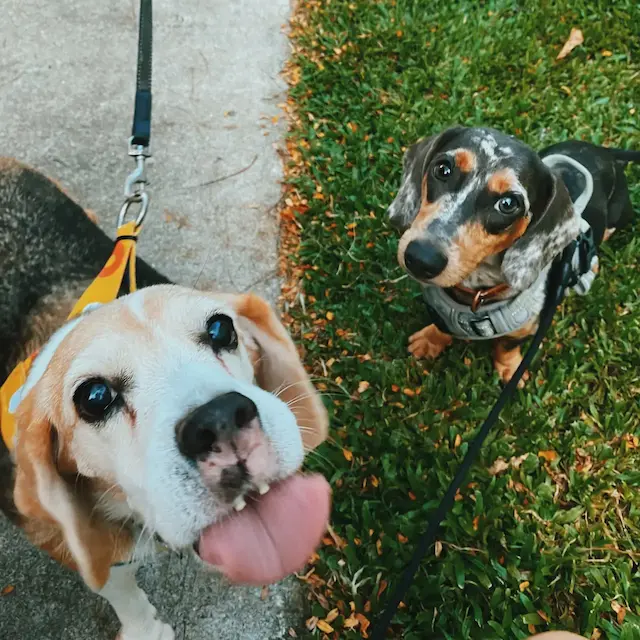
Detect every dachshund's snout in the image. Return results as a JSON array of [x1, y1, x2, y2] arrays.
[[404, 240, 449, 280]]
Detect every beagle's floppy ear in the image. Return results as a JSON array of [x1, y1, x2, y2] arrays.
[[502, 168, 580, 291], [386, 126, 467, 230], [13, 391, 131, 591], [235, 293, 328, 451]]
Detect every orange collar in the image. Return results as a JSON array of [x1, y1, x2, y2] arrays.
[[450, 283, 511, 312], [0, 222, 141, 451]]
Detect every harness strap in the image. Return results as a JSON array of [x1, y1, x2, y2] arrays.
[[422, 267, 549, 340]]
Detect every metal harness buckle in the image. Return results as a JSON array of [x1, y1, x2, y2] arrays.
[[565, 226, 597, 289]]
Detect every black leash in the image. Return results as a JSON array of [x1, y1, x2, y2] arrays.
[[119, 0, 153, 234], [131, 0, 153, 148], [370, 240, 581, 639]]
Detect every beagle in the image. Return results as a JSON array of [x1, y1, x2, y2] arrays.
[[388, 126, 638, 383], [0, 159, 330, 640]]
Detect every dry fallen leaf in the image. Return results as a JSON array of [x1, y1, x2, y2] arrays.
[[602, 49, 613, 57], [1, 585, 15, 596], [305, 616, 318, 631], [316, 619, 334, 633], [343, 448, 353, 462], [511, 453, 529, 469], [556, 28, 584, 60], [358, 380, 370, 394], [488, 457, 509, 476], [434, 540, 443, 557], [325, 608, 339, 624], [611, 601, 627, 625], [356, 613, 371, 637], [343, 614, 359, 629], [537, 610, 549, 623], [538, 449, 558, 462]]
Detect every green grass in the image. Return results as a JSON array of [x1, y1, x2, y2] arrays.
[[284, 1, 640, 638]]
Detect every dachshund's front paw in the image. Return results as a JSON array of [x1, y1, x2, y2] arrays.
[[408, 325, 453, 359], [493, 344, 529, 389]]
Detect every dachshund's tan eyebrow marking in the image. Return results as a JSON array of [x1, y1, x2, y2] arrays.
[[487, 168, 519, 194], [454, 149, 476, 173]]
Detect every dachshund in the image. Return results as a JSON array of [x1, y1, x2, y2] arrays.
[[387, 126, 637, 383]]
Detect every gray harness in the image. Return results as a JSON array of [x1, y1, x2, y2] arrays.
[[421, 154, 597, 340]]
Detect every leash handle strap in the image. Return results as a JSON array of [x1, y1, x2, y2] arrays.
[[131, 0, 153, 147], [370, 241, 578, 639]]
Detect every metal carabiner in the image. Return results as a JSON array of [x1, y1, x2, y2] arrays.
[[118, 138, 151, 231], [118, 191, 149, 229], [124, 153, 147, 199]]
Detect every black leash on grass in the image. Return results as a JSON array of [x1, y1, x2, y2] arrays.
[[370, 238, 587, 639]]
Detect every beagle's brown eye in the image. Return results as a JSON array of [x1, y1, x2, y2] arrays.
[[207, 315, 238, 351], [496, 193, 522, 215], [74, 378, 118, 422], [432, 160, 453, 181]]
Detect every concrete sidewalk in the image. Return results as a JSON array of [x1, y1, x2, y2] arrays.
[[0, 0, 302, 638]]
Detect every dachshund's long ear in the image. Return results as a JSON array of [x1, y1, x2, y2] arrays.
[[13, 391, 130, 590], [387, 126, 466, 230], [235, 294, 328, 451], [502, 168, 580, 291]]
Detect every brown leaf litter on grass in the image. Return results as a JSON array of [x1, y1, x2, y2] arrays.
[[556, 28, 584, 60]]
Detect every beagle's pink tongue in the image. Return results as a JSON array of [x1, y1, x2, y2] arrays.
[[198, 474, 331, 585]]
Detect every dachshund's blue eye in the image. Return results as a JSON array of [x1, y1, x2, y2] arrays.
[[207, 315, 237, 350], [74, 379, 117, 422], [433, 160, 453, 180], [497, 193, 522, 214]]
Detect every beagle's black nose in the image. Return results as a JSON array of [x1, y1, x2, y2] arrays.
[[404, 240, 448, 280], [177, 392, 258, 459]]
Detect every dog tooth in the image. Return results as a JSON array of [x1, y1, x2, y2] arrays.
[[233, 496, 247, 512], [258, 483, 270, 495]]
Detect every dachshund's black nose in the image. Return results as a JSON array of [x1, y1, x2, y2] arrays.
[[404, 240, 449, 280], [177, 392, 258, 459]]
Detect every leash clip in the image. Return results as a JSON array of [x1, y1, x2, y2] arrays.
[[118, 138, 151, 229]]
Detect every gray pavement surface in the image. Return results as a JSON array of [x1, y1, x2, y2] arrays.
[[0, 0, 303, 638]]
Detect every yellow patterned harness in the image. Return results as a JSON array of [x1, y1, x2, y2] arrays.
[[0, 221, 141, 450]]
